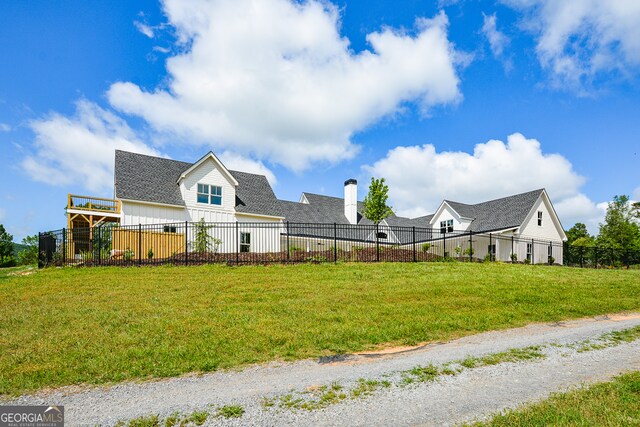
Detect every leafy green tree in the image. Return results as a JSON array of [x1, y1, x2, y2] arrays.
[[565, 223, 592, 245], [0, 224, 16, 267], [362, 177, 394, 225], [17, 235, 39, 266], [597, 195, 640, 251]]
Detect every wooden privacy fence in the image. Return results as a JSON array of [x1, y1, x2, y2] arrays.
[[112, 228, 185, 260]]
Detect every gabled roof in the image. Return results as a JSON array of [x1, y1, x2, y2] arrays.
[[177, 152, 239, 186], [443, 189, 545, 232], [114, 150, 280, 216]]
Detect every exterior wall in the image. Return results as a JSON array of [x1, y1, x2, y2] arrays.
[[121, 201, 187, 225], [180, 157, 236, 213], [430, 204, 473, 232], [519, 196, 563, 242]]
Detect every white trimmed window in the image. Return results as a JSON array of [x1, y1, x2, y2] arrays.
[[240, 232, 251, 252], [440, 219, 453, 234], [526, 243, 532, 261], [537, 211, 543, 226], [197, 184, 223, 206]]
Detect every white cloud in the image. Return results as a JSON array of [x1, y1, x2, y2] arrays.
[[134, 21, 155, 38], [502, 0, 640, 91], [364, 133, 604, 232], [481, 13, 510, 58], [0, 123, 11, 132], [23, 100, 159, 194], [633, 186, 640, 202], [218, 151, 277, 186], [108, 0, 463, 172]]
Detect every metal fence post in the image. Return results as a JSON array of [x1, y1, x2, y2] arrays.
[[412, 226, 416, 262], [489, 233, 493, 262], [469, 230, 473, 262], [138, 224, 142, 266], [375, 223, 380, 262], [184, 221, 188, 266], [548, 241, 552, 265], [511, 235, 514, 263], [594, 247, 598, 269], [62, 228, 67, 266], [97, 225, 102, 265], [286, 221, 290, 263], [333, 223, 337, 264], [580, 247, 584, 268], [442, 231, 446, 259], [235, 221, 239, 265]]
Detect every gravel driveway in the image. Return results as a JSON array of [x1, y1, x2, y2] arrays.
[[5, 313, 640, 426]]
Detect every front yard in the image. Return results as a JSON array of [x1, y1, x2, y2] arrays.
[[0, 262, 638, 396]]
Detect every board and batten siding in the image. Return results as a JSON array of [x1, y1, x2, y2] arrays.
[[121, 201, 187, 225], [518, 195, 564, 242], [180, 158, 236, 212], [430, 204, 473, 232]]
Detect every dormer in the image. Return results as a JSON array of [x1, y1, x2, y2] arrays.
[[177, 152, 239, 212]]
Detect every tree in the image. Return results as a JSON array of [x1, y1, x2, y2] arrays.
[[17, 235, 38, 266], [597, 195, 640, 251], [565, 223, 594, 246], [0, 224, 16, 267], [362, 177, 394, 225]]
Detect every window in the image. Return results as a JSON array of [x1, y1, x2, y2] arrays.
[[240, 232, 251, 252], [537, 211, 543, 226], [526, 243, 532, 261], [440, 219, 454, 234], [163, 225, 177, 233], [376, 232, 388, 239], [197, 183, 223, 206]]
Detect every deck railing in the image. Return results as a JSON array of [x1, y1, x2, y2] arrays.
[[67, 194, 121, 214]]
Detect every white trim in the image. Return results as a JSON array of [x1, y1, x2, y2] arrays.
[[66, 208, 121, 218], [299, 193, 310, 204], [177, 152, 239, 186], [119, 198, 186, 209], [235, 212, 285, 220], [517, 190, 568, 241], [429, 201, 473, 226]]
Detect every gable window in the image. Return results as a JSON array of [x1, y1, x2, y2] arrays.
[[197, 184, 223, 206], [240, 232, 251, 252], [440, 219, 453, 234], [537, 211, 543, 226]]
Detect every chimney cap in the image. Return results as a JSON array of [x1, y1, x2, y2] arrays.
[[344, 178, 357, 186]]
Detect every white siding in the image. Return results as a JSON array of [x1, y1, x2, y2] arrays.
[[519, 195, 564, 243], [121, 201, 187, 225], [430, 204, 473, 232], [180, 157, 236, 213]]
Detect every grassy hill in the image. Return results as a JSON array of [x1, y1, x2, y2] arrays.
[[0, 262, 638, 395]]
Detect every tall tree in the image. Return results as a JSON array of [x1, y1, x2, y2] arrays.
[[565, 223, 593, 246], [0, 224, 16, 266], [362, 177, 394, 225], [597, 195, 640, 251]]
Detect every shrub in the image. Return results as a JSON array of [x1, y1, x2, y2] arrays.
[[124, 247, 134, 261], [421, 243, 431, 253], [510, 253, 518, 262], [147, 248, 154, 259], [463, 247, 475, 257], [548, 256, 555, 265], [524, 258, 531, 265]]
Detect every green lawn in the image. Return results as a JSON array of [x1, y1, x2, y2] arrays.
[[468, 371, 640, 426], [0, 262, 639, 396]]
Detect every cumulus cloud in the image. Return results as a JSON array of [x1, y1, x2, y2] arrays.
[[502, 0, 640, 91], [365, 133, 603, 231], [633, 186, 640, 202], [108, 0, 463, 172], [218, 151, 277, 186], [23, 100, 159, 194], [481, 13, 510, 58]]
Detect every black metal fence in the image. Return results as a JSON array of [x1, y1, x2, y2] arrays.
[[36, 221, 590, 268], [563, 244, 640, 269]]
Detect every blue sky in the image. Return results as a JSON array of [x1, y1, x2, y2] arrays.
[[1, 0, 639, 241]]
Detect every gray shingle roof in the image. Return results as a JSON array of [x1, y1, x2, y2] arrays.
[[114, 150, 281, 216], [444, 189, 544, 233]]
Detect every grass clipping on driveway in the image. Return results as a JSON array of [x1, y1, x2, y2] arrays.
[[0, 262, 639, 395]]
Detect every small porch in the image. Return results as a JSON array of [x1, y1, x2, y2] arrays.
[[66, 194, 121, 256]]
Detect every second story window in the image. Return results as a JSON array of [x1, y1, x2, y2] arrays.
[[440, 219, 453, 234], [197, 184, 223, 206], [537, 211, 543, 226]]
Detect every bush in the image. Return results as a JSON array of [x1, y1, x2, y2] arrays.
[[548, 256, 555, 265], [421, 243, 431, 253], [463, 247, 475, 257], [510, 253, 518, 262], [524, 258, 531, 265]]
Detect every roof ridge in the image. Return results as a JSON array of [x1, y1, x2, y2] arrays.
[[468, 188, 544, 206]]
